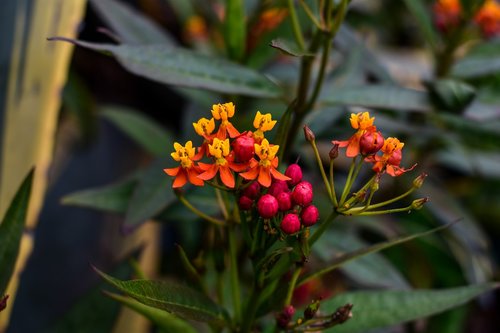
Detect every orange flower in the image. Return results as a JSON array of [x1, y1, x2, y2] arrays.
[[212, 102, 240, 139], [198, 138, 247, 188], [366, 137, 416, 177], [333, 112, 376, 157], [253, 111, 277, 143], [193, 117, 216, 159], [164, 141, 204, 188], [239, 139, 290, 187], [433, 0, 462, 31], [474, 0, 500, 38]]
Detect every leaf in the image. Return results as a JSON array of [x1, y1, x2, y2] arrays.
[[452, 48, 500, 78], [320, 85, 431, 112], [402, 0, 439, 50], [104, 292, 197, 333], [61, 177, 137, 214], [270, 39, 314, 57], [95, 268, 229, 324], [0, 169, 34, 295], [426, 79, 476, 113], [90, 0, 175, 45], [101, 106, 172, 156], [459, 0, 486, 18], [48, 38, 282, 98], [299, 222, 455, 286], [322, 283, 497, 333], [124, 159, 176, 230], [225, 0, 246, 61]]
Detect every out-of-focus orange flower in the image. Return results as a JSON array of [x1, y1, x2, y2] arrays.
[[433, 0, 462, 32], [333, 112, 377, 157], [474, 0, 500, 37], [248, 8, 288, 51], [164, 141, 204, 188], [212, 102, 240, 139], [184, 15, 209, 42], [239, 139, 290, 187], [198, 138, 247, 188], [367, 137, 416, 177]]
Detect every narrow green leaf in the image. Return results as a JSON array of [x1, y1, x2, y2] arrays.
[[101, 106, 172, 156], [90, 0, 174, 45], [95, 268, 229, 324], [104, 292, 197, 333], [320, 85, 431, 112], [426, 79, 476, 113], [270, 39, 314, 57], [402, 0, 439, 50], [0, 168, 33, 295], [124, 159, 175, 230], [452, 41, 500, 79], [299, 222, 455, 286], [48, 38, 281, 98], [61, 177, 137, 214], [225, 0, 246, 61], [322, 283, 497, 333], [459, 0, 486, 18]]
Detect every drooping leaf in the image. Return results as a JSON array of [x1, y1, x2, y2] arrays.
[[270, 38, 314, 57], [320, 85, 431, 112], [402, 0, 439, 50], [321, 283, 497, 333], [48, 38, 282, 98], [90, 0, 175, 45], [101, 106, 172, 156], [0, 169, 33, 295], [124, 159, 175, 230], [104, 292, 197, 333], [452, 42, 500, 79], [95, 268, 229, 324], [61, 177, 137, 214]]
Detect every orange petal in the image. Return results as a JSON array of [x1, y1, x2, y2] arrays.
[[258, 167, 272, 187], [332, 140, 349, 148], [219, 166, 235, 188], [270, 167, 291, 181], [198, 162, 213, 171], [198, 164, 219, 181], [187, 168, 205, 186], [229, 161, 248, 172], [164, 167, 180, 176], [226, 122, 241, 138], [240, 166, 259, 180], [172, 170, 188, 188], [346, 137, 360, 157]]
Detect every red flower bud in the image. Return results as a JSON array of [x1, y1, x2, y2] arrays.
[[257, 194, 279, 219], [276, 305, 295, 328], [276, 191, 292, 211], [232, 133, 255, 162], [292, 181, 313, 206], [243, 181, 261, 199], [268, 180, 289, 198], [303, 125, 316, 142], [281, 213, 301, 234], [301, 205, 319, 227], [0, 295, 8, 312], [387, 149, 402, 166], [238, 196, 253, 210], [359, 131, 384, 155], [329, 144, 339, 160], [285, 164, 303, 187]]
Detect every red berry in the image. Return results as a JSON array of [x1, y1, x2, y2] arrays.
[[277, 192, 292, 211], [257, 194, 279, 219], [243, 181, 261, 199], [301, 205, 319, 227], [285, 164, 303, 187], [268, 180, 289, 198], [232, 133, 255, 162], [359, 131, 384, 155], [292, 181, 313, 206], [281, 213, 301, 234], [238, 196, 253, 211]]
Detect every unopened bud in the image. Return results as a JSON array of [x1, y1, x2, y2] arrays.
[[277, 192, 292, 211], [411, 197, 429, 210], [413, 173, 427, 189], [232, 133, 255, 162], [304, 299, 321, 320], [238, 196, 253, 211], [268, 180, 289, 198], [303, 125, 315, 142], [331, 303, 353, 324], [276, 305, 296, 328], [292, 181, 314, 207], [281, 213, 301, 234], [0, 295, 9, 312], [243, 181, 261, 199], [285, 164, 303, 187], [329, 144, 339, 160], [257, 194, 279, 218], [359, 131, 384, 155], [301, 204, 319, 227]]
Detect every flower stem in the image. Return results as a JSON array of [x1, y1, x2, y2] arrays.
[[329, 159, 338, 207], [346, 186, 416, 213], [287, 0, 306, 51], [339, 156, 359, 205], [309, 138, 334, 204], [309, 210, 338, 246], [284, 267, 302, 306], [176, 192, 226, 226], [228, 226, 241, 324], [356, 204, 414, 216]]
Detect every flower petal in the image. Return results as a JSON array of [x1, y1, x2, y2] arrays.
[[172, 170, 188, 188], [226, 122, 241, 138], [187, 168, 205, 186], [258, 167, 272, 187], [198, 164, 219, 181], [240, 166, 259, 181], [164, 167, 180, 176], [270, 167, 291, 182], [219, 166, 235, 188]]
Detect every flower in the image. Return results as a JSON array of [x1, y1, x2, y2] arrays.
[[433, 0, 462, 32], [193, 117, 216, 158], [164, 141, 204, 188], [367, 137, 416, 177], [474, 0, 500, 38], [253, 111, 277, 142], [239, 139, 290, 187], [212, 102, 240, 139], [333, 112, 377, 157]]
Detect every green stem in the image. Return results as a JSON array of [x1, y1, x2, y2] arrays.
[[287, 0, 306, 51], [299, 0, 322, 29], [284, 267, 302, 306], [240, 284, 261, 333], [176, 193, 226, 226], [339, 157, 357, 205], [356, 204, 414, 216], [304, 33, 332, 112], [329, 159, 338, 207], [347, 186, 416, 213], [340, 174, 376, 210], [310, 139, 333, 204], [228, 226, 241, 324], [215, 188, 229, 220], [309, 210, 338, 246]]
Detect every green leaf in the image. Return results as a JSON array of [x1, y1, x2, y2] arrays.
[[426, 79, 476, 113], [322, 283, 497, 333], [459, 0, 486, 18], [299, 222, 454, 286], [320, 85, 431, 112], [101, 106, 172, 156], [95, 268, 229, 324], [89, 0, 175, 45], [225, 0, 246, 61], [402, 0, 439, 50], [452, 41, 500, 79], [61, 177, 137, 214], [0, 168, 33, 295], [48, 38, 281, 98], [124, 159, 175, 230], [270, 38, 314, 57], [104, 292, 197, 333]]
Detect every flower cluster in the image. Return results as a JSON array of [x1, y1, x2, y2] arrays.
[[239, 164, 320, 235], [164, 102, 290, 189], [433, 0, 500, 37], [333, 112, 415, 177]]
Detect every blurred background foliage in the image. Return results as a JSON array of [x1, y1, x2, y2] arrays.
[[1, 0, 499, 332]]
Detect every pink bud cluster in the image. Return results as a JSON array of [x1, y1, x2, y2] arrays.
[[238, 163, 320, 235]]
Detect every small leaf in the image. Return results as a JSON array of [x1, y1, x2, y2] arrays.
[[452, 42, 500, 78], [104, 292, 197, 333], [270, 39, 314, 57], [320, 85, 431, 112], [322, 283, 497, 333], [426, 79, 476, 113], [61, 177, 137, 214], [101, 106, 172, 156], [95, 268, 229, 324], [0, 169, 34, 295], [90, 0, 175, 45], [48, 38, 282, 98]]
